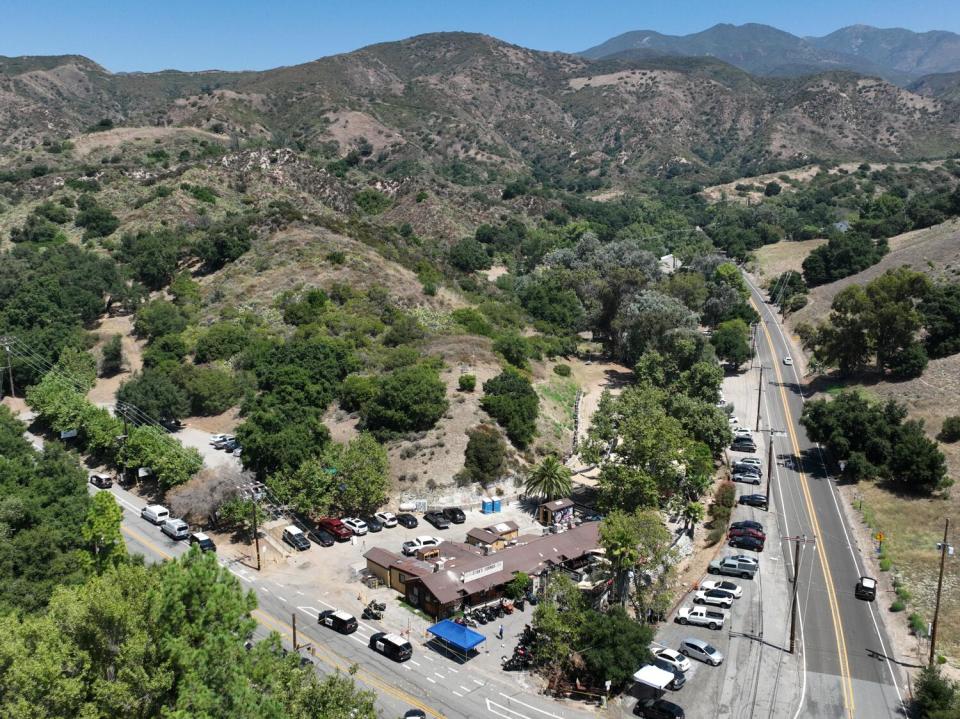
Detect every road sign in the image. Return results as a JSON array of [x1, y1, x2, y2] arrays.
[[875, 532, 885, 543]]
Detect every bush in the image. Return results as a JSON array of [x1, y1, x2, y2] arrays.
[[354, 188, 392, 215], [463, 424, 507, 485], [458, 374, 476, 392], [134, 299, 189, 340], [764, 181, 782, 197], [365, 364, 448, 435], [493, 333, 528, 368], [552, 363, 571, 377], [938, 416, 960, 443], [178, 365, 240, 416], [181, 183, 218, 204], [879, 556, 892, 572], [100, 334, 123, 377], [887, 342, 928, 379], [889, 599, 905, 612], [194, 219, 253, 270], [706, 526, 725, 546], [481, 368, 538, 448], [451, 307, 495, 337], [194, 322, 249, 363], [339, 374, 379, 414], [75, 203, 120, 239], [449, 237, 492, 272], [908, 612, 926, 636]]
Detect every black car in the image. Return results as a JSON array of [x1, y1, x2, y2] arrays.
[[396, 513, 419, 529], [634, 698, 685, 718], [652, 658, 687, 690], [318, 609, 359, 634], [308, 528, 336, 547], [369, 632, 413, 662], [423, 511, 450, 529], [731, 520, 764, 533], [734, 463, 762, 476], [729, 534, 765, 552], [738, 494, 768, 509], [361, 515, 383, 533], [222, 438, 240, 452], [442, 507, 466, 524], [189, 532, 217, 552]]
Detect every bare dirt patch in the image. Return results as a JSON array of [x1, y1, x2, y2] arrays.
[[184, 407, 242, 435], [70, 126, 226, 157], [751, 238, 828, 284], [86, 315, 144, 407]]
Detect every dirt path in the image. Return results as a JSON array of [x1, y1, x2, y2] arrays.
[[87, 315, 144, 406]]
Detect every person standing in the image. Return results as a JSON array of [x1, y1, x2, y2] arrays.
[[498, 624, 504, 640]]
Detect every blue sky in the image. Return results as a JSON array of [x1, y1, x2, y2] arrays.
[[2, 0, 958, 72]]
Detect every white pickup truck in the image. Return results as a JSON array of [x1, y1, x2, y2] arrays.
[[676, 605, 726, 630]]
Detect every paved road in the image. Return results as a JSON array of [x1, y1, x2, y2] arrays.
[[98, 480, 599, 719], [743, 273, 908, 719]]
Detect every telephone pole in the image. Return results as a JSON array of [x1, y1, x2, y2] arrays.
[[786, 535, 816, 654], [930, 518, 951, 666], [0, 336, 15, 399], [239, 482, 264, 571], [755, 365, 764, 431]]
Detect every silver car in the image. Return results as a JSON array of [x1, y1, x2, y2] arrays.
[[680, 637, 724, 666]]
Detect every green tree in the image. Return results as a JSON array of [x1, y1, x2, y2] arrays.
[[177, 365, 241, 416], [134, 299, 189, 340], [504, 572, 530, 600], [82, 490, 125, 572], [118, 367, 190, 422], [921, 283, 960, 359], [448, 237, 492, 272], [711, 318, 752, 368], [119, 425, 202, 489], [194, 322, 249, 363], [599, 510, 643, 605], [913, 665, 960, 719], [493, 333, 528, 368], [580, 606, 653, 690], [532, 574, 585, 684], [887, 420, 950, 494], [524, 455, 572, 501], [458, 374, 476, 392], [194, 218, 253, 271], [364, 363, 448, 435], [321, 433, 389, 514], [481, 368, 539, 447], [463, 424, 507, 485], [764, 181, 782, 197], [120, 229, 182, 290], [74, 202, 119, 239], [100, 333, 124, 376]]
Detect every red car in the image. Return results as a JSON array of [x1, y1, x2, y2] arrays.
[[728, 527, 766, 542], [318, 518, 352, 541]]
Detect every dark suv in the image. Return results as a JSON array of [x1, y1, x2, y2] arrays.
[[738, 494, 768, 509], [728, 534, 764, 552], [442, 507, 466, 524], [396, 513, 418, 529], [424, 511, 450, 530], [361, 515, 383, 533], [634, 698, 685, 718]]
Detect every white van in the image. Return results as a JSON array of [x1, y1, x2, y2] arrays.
[[141, 505, 170, 525], [161, 518, 189, 540]]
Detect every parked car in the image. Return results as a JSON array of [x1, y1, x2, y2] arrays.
[[652, 658, 687, 690], [396, 513, 418, 529], [783, 356, 793, 366], [375, 511, 398, 528], [653, 647, 691, 674], [369, 632, 413, 662], [728, 527, 766, 542], [679, 637, 724, 666], [161, 518, 189, 540], [89, 473, 113, 489], [189, 532, 216, 552], [633, 698, 685, 718], [728, 416, 740, 427], [855, 576, 877, 601], [676, 606, 726, 630], [362, 515, 383, 533], [212, 435, 235, 449], [423, 511, 450, 529], [221, 438, 240, 452], [729, 534, 764, 552], [342, 517, 369, 536], [141, 505, 170, 525], [707, 557, 757, 580], [731, 520, 764, 533], [699, 579, 742, 598], [728, 554, 759, 566], [308, 528, 335, 547], [318, 609, 358, 634], [732, 472, 762, 486], [738, 493, 768, 509], [317, 517, 352, 541], [209, 433, 233, 445], [738, 457, 762, 467], [733, 462, 762, 476], [401, 536, 441, 556], [693, 588, 735, 608], [282, 525, 311, 551], [733, 427, 753, 439], [442, 507, 466, 524], [731, 441, 757, 453]]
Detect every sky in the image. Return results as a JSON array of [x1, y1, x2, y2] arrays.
[[1, 0, 959, 72]]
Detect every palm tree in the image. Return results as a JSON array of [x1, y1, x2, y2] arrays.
[[525, 455, 572, 501]]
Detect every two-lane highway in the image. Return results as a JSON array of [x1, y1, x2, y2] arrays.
[[744, 272, 907, 718]]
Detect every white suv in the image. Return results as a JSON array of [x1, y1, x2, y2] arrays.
[[342, 518, 368, 535], [375, 511, 398, 528]]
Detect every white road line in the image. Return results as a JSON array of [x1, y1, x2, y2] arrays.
[[460, 685, 471, 693], [426, 677, 436, 684], [296, 590, 304, 595], [473, 679, 485, 686], [277, 596, 287, 603], [447, 667, 459, 673], [261, 586, 270, 593], [423, 655, 435, 662], [434, 672, 445, 679], [485, 700, 530, 719], [349, 635, 365, 645], [358, 621, 379, 633], [497, 693, 563, 719], [409, 660, 421, 667], [452, 691, 463, 698], [403, 664, 412, 671], [297, 606, 320, 617]]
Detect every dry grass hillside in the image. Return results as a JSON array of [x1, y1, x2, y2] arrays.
[[750, 238, 828, 283], [789, 218, 960, 330]]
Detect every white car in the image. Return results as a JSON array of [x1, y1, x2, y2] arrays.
[[732, 472, 762, 486], [734, 427, 753, 438], [375, 511, 398, 528], [727, 554, 759, 566], [783, 356, 793, 366], [653, 647, 691, 673], [209, 433, 234, 445], [700, 579, 743, 598], [728, 416, 740, 427], [402, 536, 441, 556], [694, 588, 735, 608], [676, 605, 726, 630], [342, 518, 368, 536], [738, 457, 762, 467]]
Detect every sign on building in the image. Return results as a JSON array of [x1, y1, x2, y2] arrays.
[[460, 561, 504, 583]]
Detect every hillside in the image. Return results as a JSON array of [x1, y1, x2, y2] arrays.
[[582, 23, 960, 83], [2, 33, 960, 183]]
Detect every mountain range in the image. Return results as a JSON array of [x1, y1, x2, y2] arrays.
[[582, 23, 960, 84], [2, 30, 960, 181]]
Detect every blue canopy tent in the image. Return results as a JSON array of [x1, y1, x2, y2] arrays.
[[426, 619, 486, 662]]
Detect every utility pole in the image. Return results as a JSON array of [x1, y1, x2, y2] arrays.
[[251, 498, 261, 572], [293, 611, 298, 650], [930, 518, 951, 666], [755, 365, 764, 431], [786, 535, 816, 654], [766, 438, 775, 504], [1, 336, 14, 399]]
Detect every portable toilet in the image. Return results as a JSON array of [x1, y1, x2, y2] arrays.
[[481, 499, 493, 514], [492, 498, 502, 513]]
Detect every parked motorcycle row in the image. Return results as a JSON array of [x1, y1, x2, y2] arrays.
[[361, 600, 386, 620], [501, 624, 538, 671]]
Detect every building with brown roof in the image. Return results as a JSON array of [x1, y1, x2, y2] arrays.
[[464, 520, 520, 551], [404, 522, 601, 618]]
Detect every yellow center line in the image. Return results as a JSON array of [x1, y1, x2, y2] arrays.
[[120, 522, 446, 718], [753, 301, 856, 719]]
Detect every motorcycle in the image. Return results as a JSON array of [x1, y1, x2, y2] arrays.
[[361, 607, 383, 621], [473, 609, 488, 624], [367, 600, 386, 612]]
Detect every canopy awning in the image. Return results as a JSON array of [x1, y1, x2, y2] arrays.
[[427, 619, 485, 660]]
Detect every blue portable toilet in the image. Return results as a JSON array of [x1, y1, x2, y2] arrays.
[[492, 499, 502, 513], [481, 499, 493, 514]]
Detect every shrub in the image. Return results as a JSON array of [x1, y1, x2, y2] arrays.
[[908, 612, 926, 636], [879, 556, 892, 572], [354, 188, 392, 215], [194, 218, 253, 270], [463, 424, 507, 485], [100, 334, 124, 377], [448, 237, 492, 272], [339, 374, 379, 414], [481, 368, 538, 448], [493, 333, 528, 368], [178, 365, 240, 416], [194, 322, 249, 363], [134, 299, 189, 340], [889, 599, 905, 612], [938, 416, 960, 443], [75, 203, 120, 239], [181, 183, 218, 204], [451, 307, 494, 337], [458, 374, 476, 392], [365, 363, 448, 435], [553, 363, 571, 377], [706, 526, 725, 546]]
